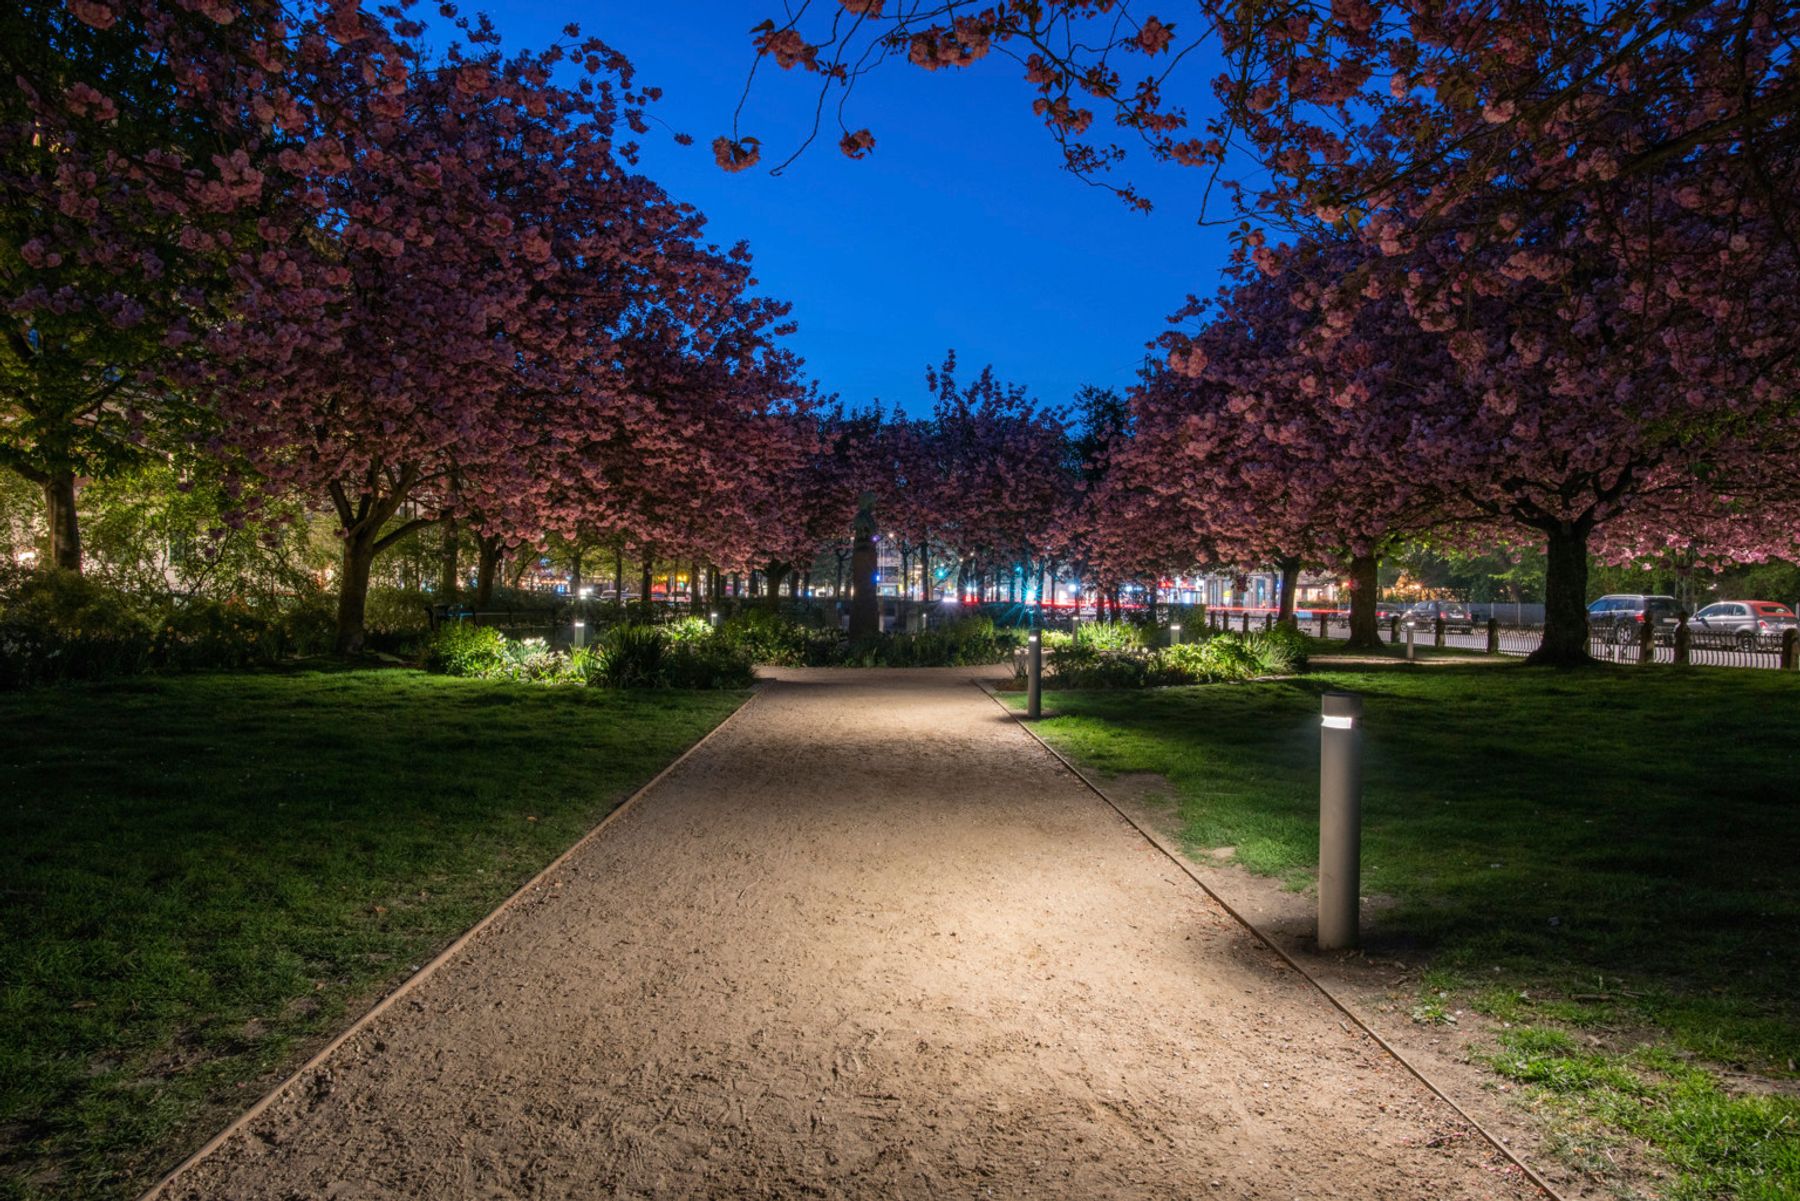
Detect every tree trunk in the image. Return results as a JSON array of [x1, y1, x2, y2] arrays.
[[765, 561, 789, 611], [1528, 520, 1594, 666], [1275, 556, 1301, 626], [613, 549, 625, 609], [475, 535, 503, 607], [334, 530, 379, 655], [1144, 581, 1158, 625], [569, 547, 583, 598], [919, 539, 932, 603], [42, 470, 82, 573], [438, 519, 460, 600], [640, 559, 655, 619], [1345, 553, 1382, 650]]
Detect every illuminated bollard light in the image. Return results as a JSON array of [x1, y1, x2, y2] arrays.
[[1169, 622, 1182, 647], [572, 619, 587, 650], [1027, 630, 1043, 720], [1318, 691, 1364, 951], [709, 610, 721, 629]]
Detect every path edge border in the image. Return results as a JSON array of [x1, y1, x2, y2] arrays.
[[138, 681, 774, 1201], [975, 679, 1569, 1201]]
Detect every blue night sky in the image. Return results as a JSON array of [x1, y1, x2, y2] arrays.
[[475, 2, 1237, 415]]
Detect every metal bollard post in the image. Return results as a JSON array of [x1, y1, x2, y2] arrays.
[[572, 618, 587, 650], [1241, 610, 1251, 634], [1388, 614, 1400, 644], [1027, 630, 1043, 719], [1782, 627, 1799, 671], [1318, 692, 1363, 951], [1434, 615, 1445, 648], [1405, 624, 1415, 660], [1169, 622, 1182, 647], [1674, 614, 1691, 665], [1639, 615, 1656, 665], [1264, 612, 1274, 632], [1486, 617, 1500, 655]]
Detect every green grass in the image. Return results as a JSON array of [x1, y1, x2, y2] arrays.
[[1006, 659, 1800, 1196], [0, 668, 745, 1201]]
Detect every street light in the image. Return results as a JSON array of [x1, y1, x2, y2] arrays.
[[1318, 692, 1363, 950]]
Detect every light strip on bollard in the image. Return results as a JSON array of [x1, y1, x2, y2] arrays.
[[1321, 714, 1354, 730]]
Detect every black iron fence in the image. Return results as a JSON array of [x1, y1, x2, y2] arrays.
[[1198, 606, 1800, 672]]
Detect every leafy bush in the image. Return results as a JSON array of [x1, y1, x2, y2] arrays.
[[152, 600, 283, 672], [363, 587, 433, 636], [848, 615, 1011, 668], [593, 624, 667, 688], [425, 622, 508, 677], [1075, 620, 1148, 652], [495, 636, 577, 682], [661, 615, 716, 646], [0, 569, 154, 687], [1035, 623, 1308, 690], [662, 640, 756, 688], [716, 609, 817, 666]]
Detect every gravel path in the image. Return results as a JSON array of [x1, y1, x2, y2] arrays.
[[156, 668, 1536, 1200]]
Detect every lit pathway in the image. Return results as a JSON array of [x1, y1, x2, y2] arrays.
[[156, 668, 1534, 1200]]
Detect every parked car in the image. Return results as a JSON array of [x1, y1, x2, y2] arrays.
[[1688, 600, 1798, 650], [1586, 594, 1681, 644], [1399, 600, 1476, 633]]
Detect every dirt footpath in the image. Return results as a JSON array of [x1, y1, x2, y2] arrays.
[[156, 668, 1537, 1200]]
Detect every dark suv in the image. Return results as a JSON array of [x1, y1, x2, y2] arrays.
[[1400, 600, 1475, 634], [1586, 594, 1681, 644]]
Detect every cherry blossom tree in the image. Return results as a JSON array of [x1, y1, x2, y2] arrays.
[[2, 0, 403, 571], [211, 23, 800, 651]]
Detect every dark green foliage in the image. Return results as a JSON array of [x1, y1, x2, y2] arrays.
[[0, 569, 343, 687], [1040, 625, 1307, 689], [714, 608, 822, 666], [423, 623, 508, 677], [834, 616, 1014, 667], [593, 624, 667, 688]]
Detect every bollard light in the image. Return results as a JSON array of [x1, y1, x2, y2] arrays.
[[1318, 691, 1364, 950], [1027, 631, 1043, 720], [1169, 622, 1182, 646], [572, 619, 587, 650]]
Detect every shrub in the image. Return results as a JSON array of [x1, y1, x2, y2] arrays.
[[662, 640, 756, 689], [716, 609, 837, 666], [594, 624, 667, 688], [0, 569, 155, 687], [275, 593, 339, 657], [496, 636, 578, 683], [363, 588, 434, 636], [661, 615, 716, 646], [152, 599, 282, 672], [1075, 620, 1147, 652], [426, 623, 508, 677]]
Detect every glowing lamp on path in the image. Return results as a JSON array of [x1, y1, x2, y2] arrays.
[[1318, 691, 1363, 950]]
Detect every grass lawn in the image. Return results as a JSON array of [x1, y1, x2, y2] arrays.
[[1007, 658, 1799, 1200], [0, 668, 746, 1201]]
